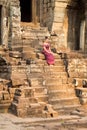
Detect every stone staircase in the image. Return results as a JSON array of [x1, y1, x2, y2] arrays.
[[8, 26, 83, 116], [0, 24, 87, 118], [21, 26, 49, 60], [36, 52, 81, 115], [10, 61, 58, 117], [10, 25, 50, 60]]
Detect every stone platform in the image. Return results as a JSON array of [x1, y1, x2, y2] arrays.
[[0, 113, 87, 130]]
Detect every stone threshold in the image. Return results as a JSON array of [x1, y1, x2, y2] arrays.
[[1, 113, 81, 125]]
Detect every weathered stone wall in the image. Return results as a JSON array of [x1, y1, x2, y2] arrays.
[[68, 58, 87, 79], [40, 0, 87, 51], [8, 0, 21, 45], [40, 0, 67, 47], [40, 0, 55, 31], [0, 1, 9, 46], [52, 0, 68, 47], [0, 0, 21, 47]]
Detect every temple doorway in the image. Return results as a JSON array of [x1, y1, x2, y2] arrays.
[[20, 0, 40, 24], [20, 0, 32, 22], [67, 0, 85, 51]]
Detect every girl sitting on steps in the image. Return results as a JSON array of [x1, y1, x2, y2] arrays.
[[42, 37, 55, 65]]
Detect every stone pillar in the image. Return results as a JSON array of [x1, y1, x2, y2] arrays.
[[2, 5, 8, 46], [52, 0, 68, 47], [80, 20, 85, 51], [36, 0, 40, 22], [84, 3, 87, 52], [67, 4, 81, 50], [32, 0, 37, 24], [40, 0, 43, 26], [67, 7, 75, 50], [8, 2, 21, 48]]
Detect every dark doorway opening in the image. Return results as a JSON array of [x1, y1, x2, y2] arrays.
[[20, 0, 32, 22], [0, 5, 2, 44], [67, 0, 85, 50]]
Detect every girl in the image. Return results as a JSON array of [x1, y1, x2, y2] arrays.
[[42, 38, 55, 65]]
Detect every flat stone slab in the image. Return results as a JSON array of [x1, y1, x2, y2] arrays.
[[75, 87, 87, 92], [0, 113, 80, 125], [0, 113, 87, 130]]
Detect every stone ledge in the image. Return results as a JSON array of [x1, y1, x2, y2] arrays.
[[75, 87, 87, 91]]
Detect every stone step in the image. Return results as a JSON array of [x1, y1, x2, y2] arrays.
[[13, 96, 38, 104], [22, 36, 37, 40], [43, 65, 65, 72], [21, 29, 49, 35], [0, 46, 5, 51], [11, 73, 27, 78], [0, 51, 7, 57], [9, 51, 22, 58], [0, 99, 11, 104], [0, 103, 11, 113], [23, 46, 35, 52], [21, 34, 47, 41], [42, 59, 65, 68], [0, 66, 10, 72], [10, 46, 23, 52], [16, 60, 26, 65], [11, 72, 27, 77], [69, 71, 87, 79], [23, 51, 36, 59], [12, 68, 26, 73], [28, 78, 43, 86], [30, 65, 43, 73], [21, 39, 43, 49], [12, 65, 27, 68], [35, 95, 48, 103], [44, 72, 68, 79], [11, 102, 44, 117], [11, 78, 26, 86], [54, 104, 81, 115], [37, 53, 61, 60], [64, 51, 84, 59], [36, 59, 64, 66], [46, 84, 72, 91], [28, 73, 43, 79], [48, 89, 76, 99], [23, 40, 41, 48], [9, 88, 17, 94], [45, 78, 68, 85], [21, 25, 48, 31], [33, 87, 47, 94], [21, 29, 49, 38], [0, 91, 11, 100], [45, 71, 67, 78], [49, 97, 80, 106]]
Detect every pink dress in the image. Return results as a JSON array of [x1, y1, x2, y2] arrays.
[[42, 43, 55, 65]]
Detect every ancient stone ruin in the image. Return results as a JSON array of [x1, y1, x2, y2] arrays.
[[0, 0, 87, 118]]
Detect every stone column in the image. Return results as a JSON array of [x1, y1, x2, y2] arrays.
[[2, 5, 8, 46], [67, 4, 80, 50], [32, 0, 37, 24], [84, 3, 87, 52], [36, 0, 40, 22], [9, 3, 21, 48], [40, 0, 43, 26], [85, 4, 87, 44], [67, 7, 75, 50], [80, 20, 85, 51]]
